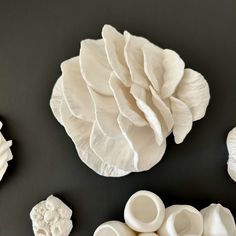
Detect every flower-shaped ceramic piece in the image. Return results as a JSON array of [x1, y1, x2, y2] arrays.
[[50, 24, 210, 177], [201, 204, 236, 236], [226, 127, 236, 182], [0, 121, 13, 181], [30, 195, 73, 236]]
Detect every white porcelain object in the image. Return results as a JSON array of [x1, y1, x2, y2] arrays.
[[0, 121, 13, 181], [158, 205, 203, 236], [201, 203, 236, 236], [124, 190, 165, 232], [94, 221, 136, 236], [139, 233, 158, 236], [50, 24, 210, 177], [226, 127, 236, 182], [30, 195, 73, 236]]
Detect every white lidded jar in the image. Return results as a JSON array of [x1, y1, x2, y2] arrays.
[[158, 205, 203, 236], [124, 190, 165, 233], [93, 221, 136, 236]]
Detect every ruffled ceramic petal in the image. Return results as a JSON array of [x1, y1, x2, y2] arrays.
[[88, 86, 121, 138], [130, 84, 164, 145], [170, 96, 193, 144], [109, 73, 147, 127], [50, 77, 64, 125], [94, 221, 136, 236], [61, 56, 95, 122], [80, 39, 112, 96], [158, 205, 203, 236], [226, 127, 236, 182], [124, 31, 150, 89], [118, 115, 166, 171], [161, 49, 185, 98], [201, 204, 236, 236], [150, 86, 174, 132], [0, 122, 13, 181], [102, 25, 131, 86], [175, 69, 210, 121], [90, 121, 136, 172], [143, 42, 163, 92], [60, 101, 129, 177]]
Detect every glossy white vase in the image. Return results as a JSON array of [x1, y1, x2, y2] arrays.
[[158, 205, 203, 236], [201, 204, 236, 236], [94, 221, 136, 236], [124, 190, 165, 233]]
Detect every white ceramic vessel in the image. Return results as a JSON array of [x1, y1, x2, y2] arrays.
[[94, 221, 136, 236], [124, 190, 165, 232], [201, 203, 236, 236], [0, 121, 13, 181], [158, 205, 203, 236], [30, 195, 73, 236], [50, 24, 210, 177], [139, 233, 158, 236], [226, 127, 236, 182]]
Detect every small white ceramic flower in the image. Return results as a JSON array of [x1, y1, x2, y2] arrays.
[[94, 221, 136, 236], [30, 195, 73, 236], [158, 205, 203, 236], [124, 190, 165, 233], [0, 121, 13, 181], [50, 24, 210, 177], [201, 203, 236, 236], [226, 127, 236, 182]]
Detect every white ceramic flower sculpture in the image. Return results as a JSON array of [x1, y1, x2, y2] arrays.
[[226, 127, 236, 182], [30, 195, 73, 236], [0, 121, 13, 181], [158, 205, 203, 236], [50, 24, 210, 177], [201, 204, 236, 236]]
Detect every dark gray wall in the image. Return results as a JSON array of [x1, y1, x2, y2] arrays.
[[0, 0, 236, 235]]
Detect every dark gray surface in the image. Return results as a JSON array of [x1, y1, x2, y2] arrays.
[[0, 0, 236, 235]]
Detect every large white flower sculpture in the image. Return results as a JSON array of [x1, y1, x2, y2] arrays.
[[50, 25, 210, 177]]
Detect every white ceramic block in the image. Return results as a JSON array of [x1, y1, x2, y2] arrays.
[[158, 205, 203, 236], [94, 221, 136, 236], [124, 190, 165, 233], [0, 121, 13, 181], [30, 195, 73, 236], [201, 203, 236, 236], [50, 24, 210, 177]]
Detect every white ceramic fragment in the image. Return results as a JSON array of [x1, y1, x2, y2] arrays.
[[0, 122, 13, 181], [94, 221, 136, 236], [50, 24, 210, 177], [227, 127, 236, 182], [124, 190, 165, 233], [30, 195, 73, 236], [158, 205, 203, 236], [139, 234, 158, 236], [201, 203, 236, 236]]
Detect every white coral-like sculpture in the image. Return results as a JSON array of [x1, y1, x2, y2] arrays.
[[50, 24, 210, 177], [30, 195, 73, 236], [0, 121, 13, 181]]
